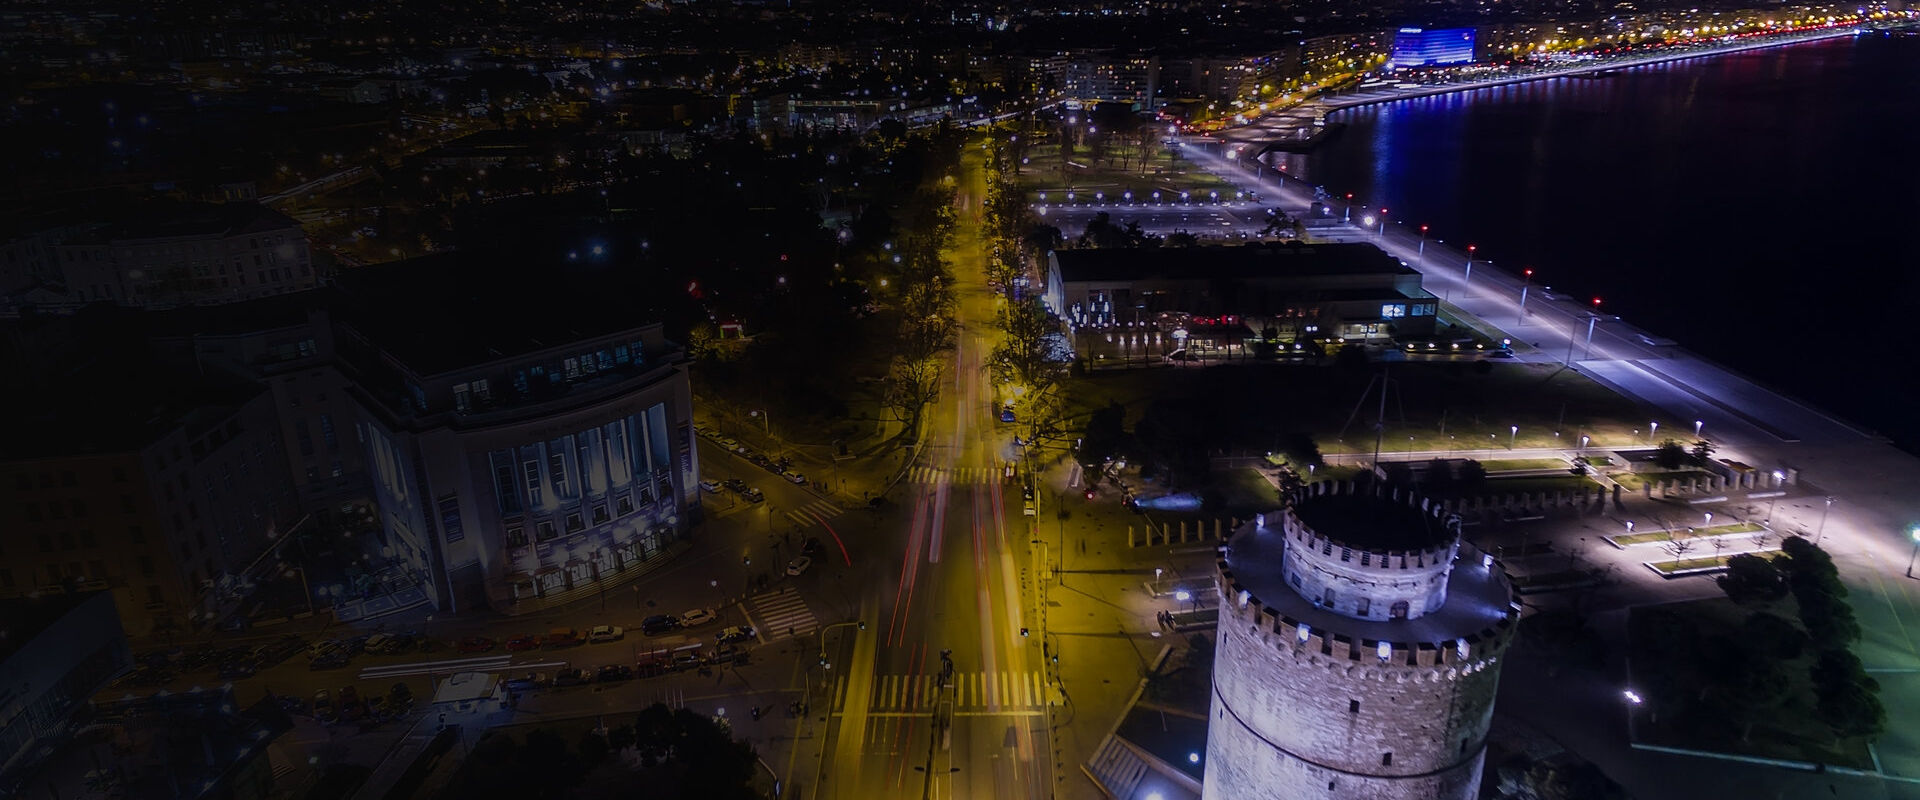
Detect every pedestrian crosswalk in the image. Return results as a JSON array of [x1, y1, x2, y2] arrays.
[[743, 586, 819, 642], [835, 670, 1049, 712], [782, 498, 843, 529], [907, 466, 1011, 485]]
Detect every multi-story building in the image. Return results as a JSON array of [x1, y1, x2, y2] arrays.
[[329, 258, 700, 615], [0, 202, 315, 313], [0, 340, 300, 635], [0, 591, 131, 791], [1045, 242, 1440, 348]]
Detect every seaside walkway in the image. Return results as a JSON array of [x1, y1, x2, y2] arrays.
[[1167, 138, 1920, 800]]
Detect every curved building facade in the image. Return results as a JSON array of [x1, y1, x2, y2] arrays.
[[1204, 481, 1517, 800]]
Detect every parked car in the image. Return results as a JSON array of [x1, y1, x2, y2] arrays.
[[366, 696, 388, 718], [783, 471, 807, 485], [312, 689, 332, 712], [310, 652, 352, 670], [1000, 405, 1017, 423], [721, 478, 747, 491], [596, 664, 634, 682], [505, 635, 542, 652], [678, 608, 716, 628], [457, 637, 496, 653], [739, 487, 765, 503], [716, 626, 756, 645], [504, 672, 550, 692], [544, 628, 584, 648], [389, 682, 414, 705], [588, 625, 625, 644], [218, 661, 257, 680], [785, 556, 812, 576], [363, 634, 396, 654], [553, 668, 592, 687], [309, 641, 345, 661], [641, 615, 680, 636], [699, 479, 722, 493]]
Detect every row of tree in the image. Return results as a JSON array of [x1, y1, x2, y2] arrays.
[[1718, 536, 1886, 743], [443, 704, 761, 800]]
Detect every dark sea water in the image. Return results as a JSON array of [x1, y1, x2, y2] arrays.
[[1271, 33, 1920, 451]]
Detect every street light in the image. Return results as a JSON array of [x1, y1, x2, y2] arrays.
[[1649, 420, 1659, 443], [1906, 525, 1920, 578], [1509, 425, 1518, 450], [1377, 208, 1388, 236], [1694, 419, 1704, 438], [1816, 496, 1835, 543], [1517, 268, 1534, 323], [1462, 244, 1476, 296], [1417, 225, 1428, 266]]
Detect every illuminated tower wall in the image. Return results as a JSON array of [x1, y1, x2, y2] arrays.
[[1202, 481, 1518, 800]]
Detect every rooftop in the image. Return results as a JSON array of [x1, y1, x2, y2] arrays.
[[1052, 242, 1415, 284], [0, 313, 266, 459], [1225, 522, 1514, 645], [1291, 492, 1454, 551], [0, 591, 106, 662], [331, 254, 671, 376]]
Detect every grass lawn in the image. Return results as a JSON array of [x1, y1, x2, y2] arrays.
[[1477, 458, 1572, 472], [1476, 474, 1599, 495], [1060, 361, 1658, 459], [1627, 596, 1874, 768], [1615, 522, 1767, 546], [1214, 468, 1281, 515], [1614, 470, 1711, 491]]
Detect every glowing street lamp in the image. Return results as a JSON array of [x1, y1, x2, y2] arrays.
[[1509, 425, 1518, 450], [1417, 225, 1429, 266], [1649, 420, 1659, 443], [1377, 209, 1388, 237], [1907, 525, 1920, 578], [1694, 419, 1704, 438]]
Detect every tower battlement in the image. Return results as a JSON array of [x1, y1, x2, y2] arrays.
[[1203, 482, 1518, 800]]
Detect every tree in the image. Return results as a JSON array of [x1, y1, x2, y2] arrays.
[[1688, 439, 1716, 466], [1740, 611, 1807, 660], [989, 298, 1068, 397], [1334, 343, 1370, 368], [1811, 649, 1887, 741], [1661, 530, 1697, 568], [1166, 231, 1200, 248], [1258, 208, 1295, 239], [883, 355, 943, 430], [1653, 439, 1689, 470], [1077, 212, 1130, 249], [1078, 401, 1129, 471], [1423, 458, 1458, 496], [1717, 553, 1789, 605]]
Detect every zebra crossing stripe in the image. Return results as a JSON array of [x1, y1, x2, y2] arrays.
[[748, 588, 819, 640]]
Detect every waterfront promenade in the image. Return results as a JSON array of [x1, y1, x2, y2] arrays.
[[1171, 143, 1920, 799], [1212, 20, 1911, 149]]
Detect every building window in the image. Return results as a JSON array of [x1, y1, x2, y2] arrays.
[[616, 495, 634, 516], [535, 520, 557, 542], [1390, 600, 1410, 619], [129, 525, 145, 544], [453, 383, 472, 413], [320, 414, 337, 450], [1349, 699, 1360, 714], [523, 460, 543, 507], [1380, 303, 1407, 319], [565, 513, 584, 533], [137, 555, 155, 576], [1381, 753, 1392, 767], [1356, 597, 1370, 616], [1321, 587, 1335, 606], [1340, 547, 1351, 562], [506, 527, 528, 548]]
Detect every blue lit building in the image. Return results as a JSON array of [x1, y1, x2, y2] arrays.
[[1389, 28, 1477, 69]]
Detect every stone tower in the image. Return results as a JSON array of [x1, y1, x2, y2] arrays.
[[1203, 480, 1518, 800]]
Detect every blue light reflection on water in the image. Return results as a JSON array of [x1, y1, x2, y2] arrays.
[[1275, 35, 1920, 450]]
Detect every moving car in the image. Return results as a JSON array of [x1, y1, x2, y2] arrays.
[[739, 487, 765, 503], [721, 478, 747, 491], [783, 471, 806, 485], [785, 556, 812, 576], [678, 608, 716, 628], [699, 479, 722, 493], [716, 626, 756, 645], [587, 625, 625, 644], [801, 537, 823, 557], [641, 615, 681, 636], [544, 628, 584, 648], [505, 635, 542, 652], [1000, 405, 1017, 423]]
